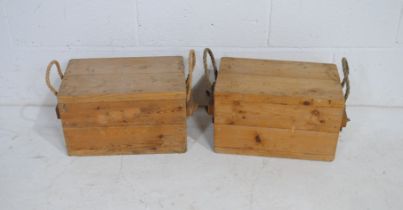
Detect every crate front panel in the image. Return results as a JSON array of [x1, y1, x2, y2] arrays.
[[64, 124, 186, 155], [215, 74, 344, 105], [58, 99, 186, 127], [214, 98, 344, 133], [214, 124, 339, 161]]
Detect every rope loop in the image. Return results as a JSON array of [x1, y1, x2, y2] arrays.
[[186, 49, 198, 116], [203, 48, 218, 86], [45, 60, 63, 96], [341, 57, 350, 101], [186, 49, 196, 102]]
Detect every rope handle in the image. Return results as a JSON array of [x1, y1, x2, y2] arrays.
[[186, 49, 198, 116], [341, 57, 350, 101], [186, 50, 196, 102], [203, 48, 218, 87], [203, 48, 218, 116], [340, 57, 350, 129], [45, 60, 64, 96]]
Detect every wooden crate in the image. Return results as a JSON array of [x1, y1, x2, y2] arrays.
[[46, 54, 197, 156], [211, 56, 350, 161]]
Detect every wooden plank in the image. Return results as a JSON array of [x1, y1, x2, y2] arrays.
[[64, 125, 186, 156], [58, 72, 185, 103], [58, 99, 186, 127], [214, 99, 344, 133], [65, 56, 184, 76], [214, 124, 339, 161], [59, 72, 184, 96], [215, 73, 344, 104], [215, 147, 335, 161], [58, 92, 185, 104], [220, 57, 341, 81], [215, 91, 344, 108]]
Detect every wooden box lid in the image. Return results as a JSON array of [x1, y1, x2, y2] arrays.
[[57, 56, 185, 103], [215, 57, 345, 108]]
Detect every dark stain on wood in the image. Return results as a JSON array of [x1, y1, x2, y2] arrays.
[[255, 134, 262, 143]]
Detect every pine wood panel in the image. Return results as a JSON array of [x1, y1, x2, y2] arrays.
[[59, 73, 184, 97], [214, 124, 339, 161], [214, 99, 344, 133], [65, 56, 183, 76], [59, 99, 185, 127], [58, 92, 185, 104], [64, 125, 186, 156], [215, 73, 344, 105], [215, 92, 344, 108], [214, 147, 334, 161], [219, 57, 340, 81]]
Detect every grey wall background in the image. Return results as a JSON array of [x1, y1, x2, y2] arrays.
[[1, 0, 403, 107]]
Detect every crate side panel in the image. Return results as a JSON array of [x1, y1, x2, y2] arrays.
[[59, 72, 184, 97], [214, 98, 344, 133], [64, 124, 186, 155], [215, 74, 344, 103], [214, 92, 344, 108], [214, 124, 339, 161], [59, 99, 186, 127]]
